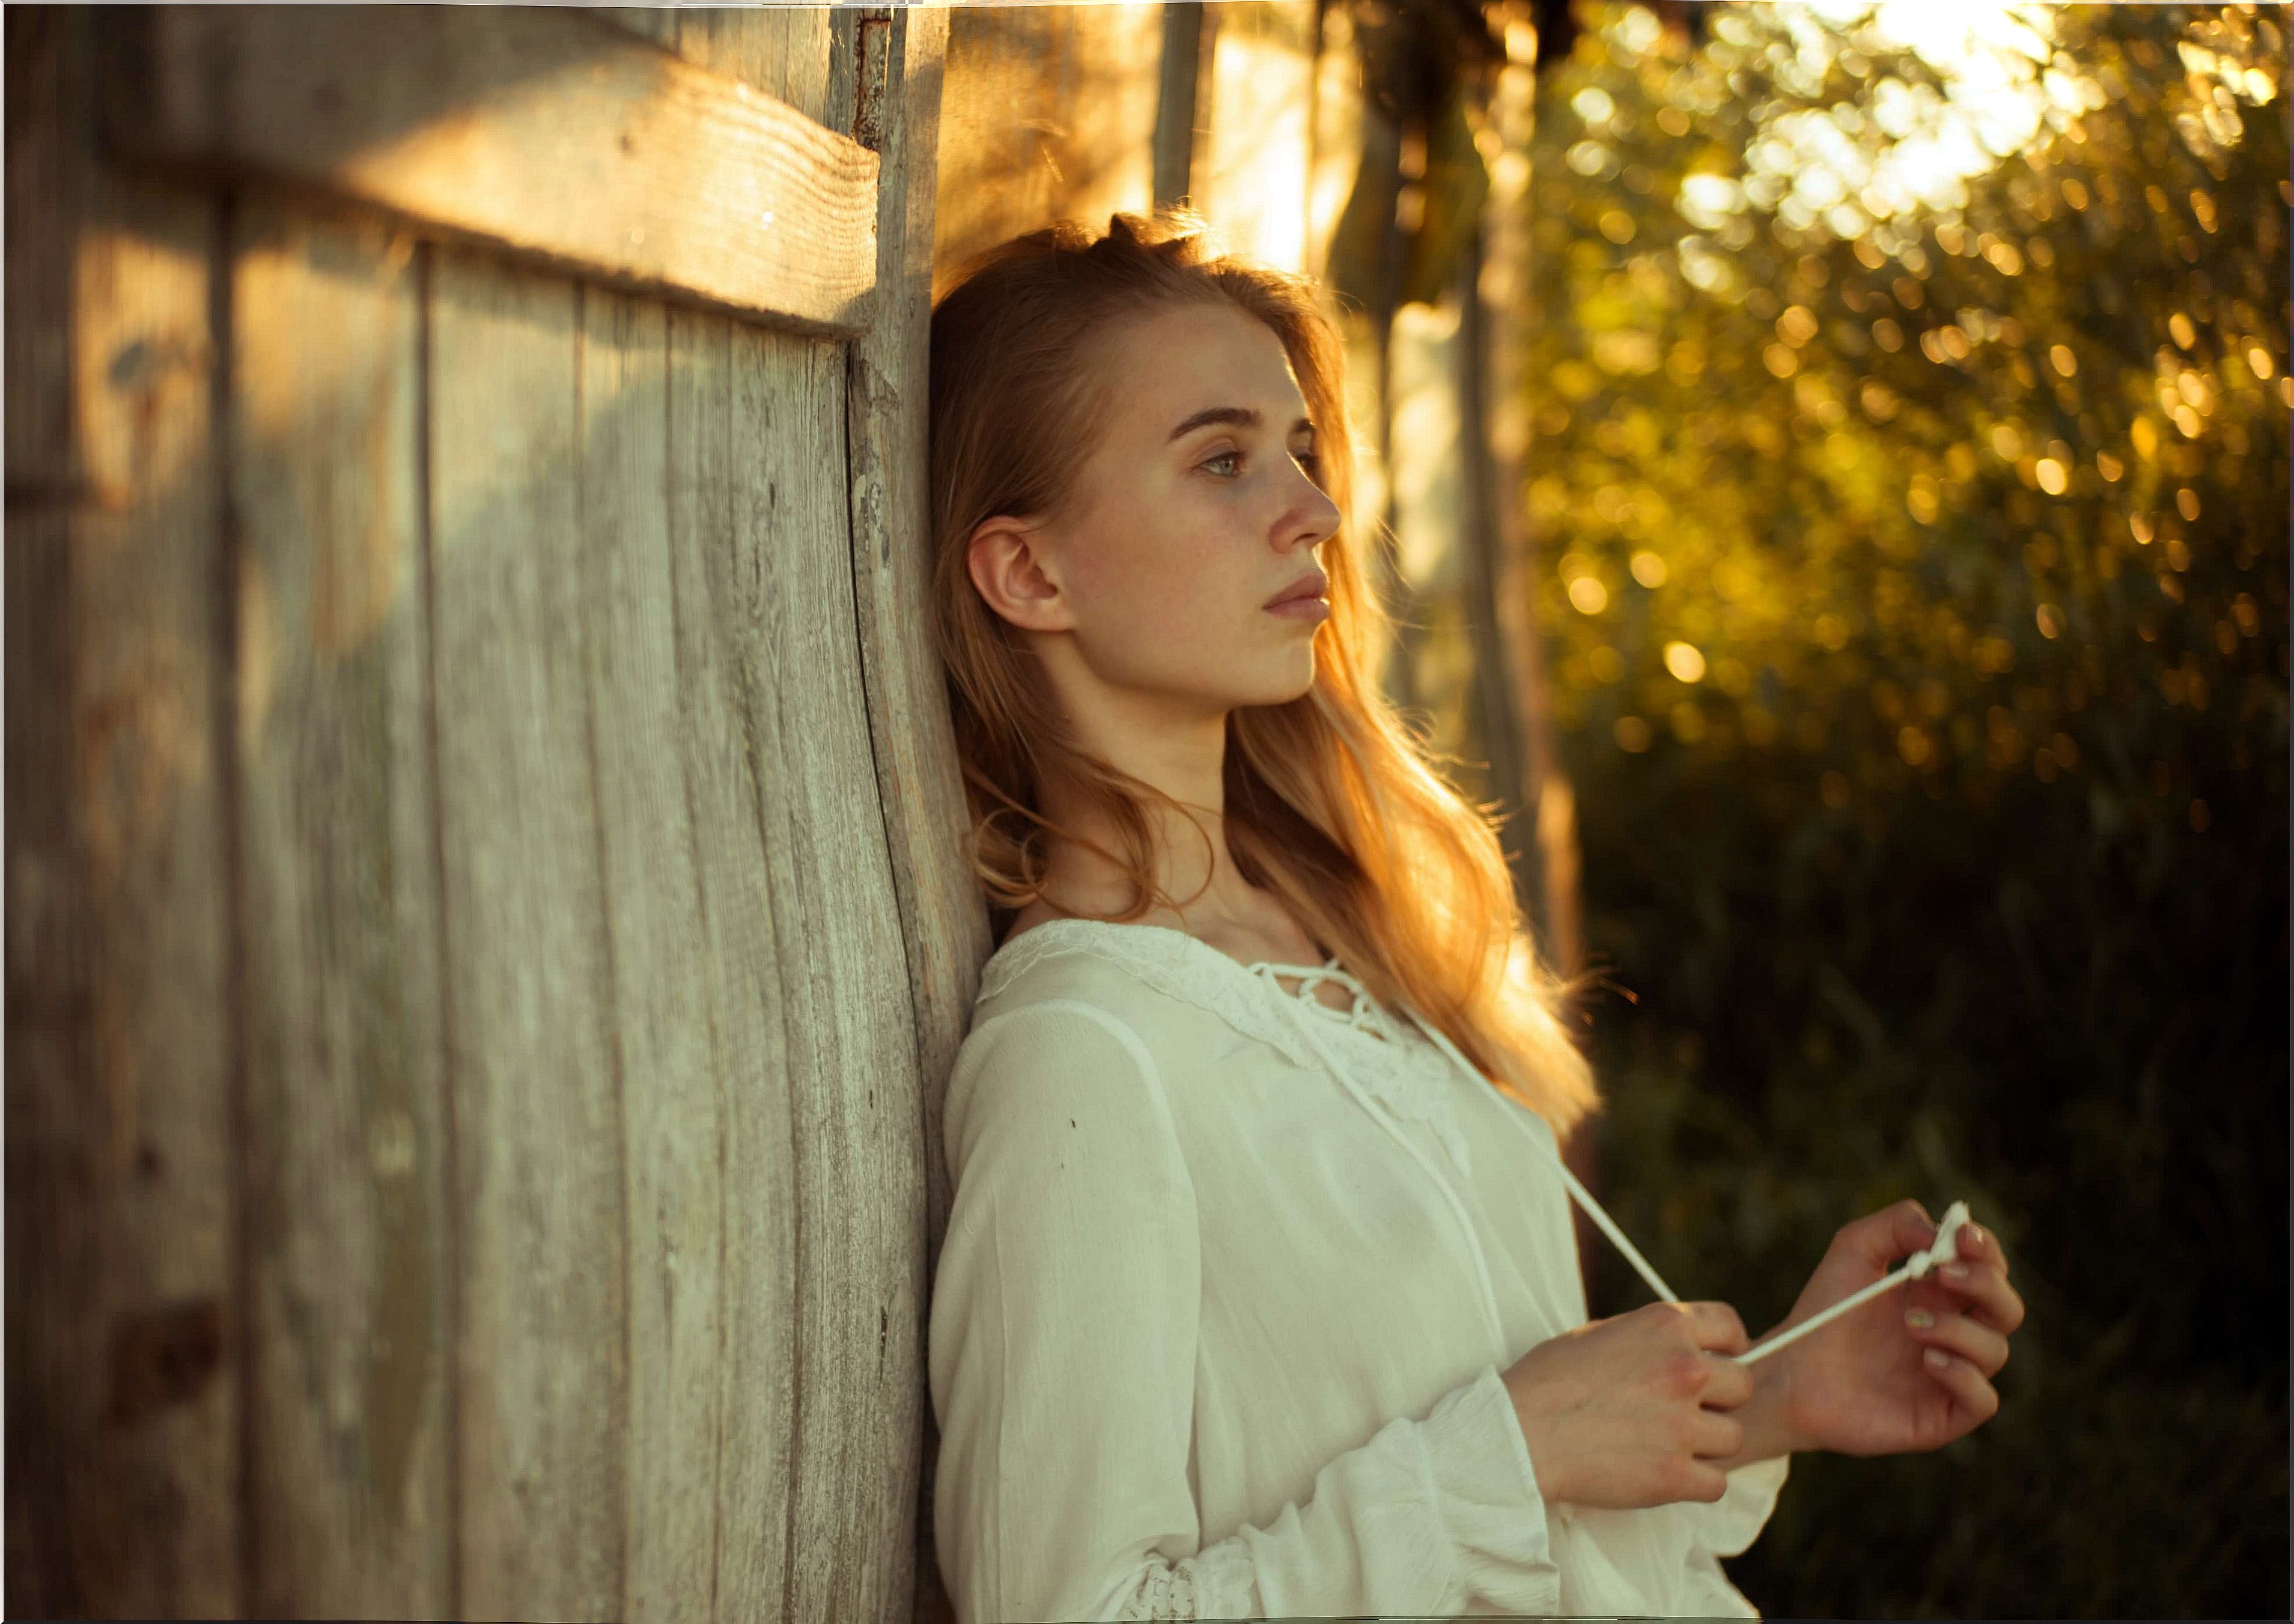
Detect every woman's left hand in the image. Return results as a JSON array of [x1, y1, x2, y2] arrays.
[[1751, 1198, 2026, 1459]]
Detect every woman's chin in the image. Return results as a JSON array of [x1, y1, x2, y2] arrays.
[[1235, 650, 1318, 710]]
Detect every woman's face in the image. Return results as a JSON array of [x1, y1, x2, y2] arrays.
[[968, 300, 1345, 723]]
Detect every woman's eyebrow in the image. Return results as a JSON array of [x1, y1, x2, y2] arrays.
[[1166, 405, 1316, 442]]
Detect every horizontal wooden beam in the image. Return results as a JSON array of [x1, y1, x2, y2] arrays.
[[97, 5, 880, 338]]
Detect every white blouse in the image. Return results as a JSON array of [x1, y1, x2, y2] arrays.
[[928, 917, 1788, 1621]]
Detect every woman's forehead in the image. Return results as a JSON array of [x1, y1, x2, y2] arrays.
[[1103, 305, 1310, 434]]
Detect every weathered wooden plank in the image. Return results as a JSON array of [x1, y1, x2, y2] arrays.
[[637, 5, 842, 132], [425, 248, 625, 1620], [933, 3, 1163, 298], [5, 10, 239, 1615], [227, 198, 454, 1617], [846, 1, 972, 1250], [573, 285, 724, 1624], [836, 18, 975, 1620], [98, 5, 881, 338], [659, 302, 802, 1623], [692, 321, 917, 1624]]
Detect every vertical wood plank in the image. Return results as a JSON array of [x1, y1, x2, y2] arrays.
[[847, 1, 972, 1262], [663, 306, 802, 1622], [700, 314, 918, 1624], [426, 248, 625, 1620], [228, 198, 454, 1617], [933, 4, 1164, 296], [574, 285, 725, 1624], [650, 6, 839, 130], [4, 7, 240, 1614], [836, 17, 977, 1617]]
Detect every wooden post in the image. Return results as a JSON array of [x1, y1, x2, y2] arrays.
[[1472, 3, 1581, 986], [1152, 1, 1213, 211], [1468, 2, 1600, 1284]]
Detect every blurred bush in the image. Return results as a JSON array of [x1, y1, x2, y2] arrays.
[[1524, 4, 2288, 1614]]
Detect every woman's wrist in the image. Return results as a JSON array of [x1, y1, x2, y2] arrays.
[[1708, 1338, 1809, 1473]]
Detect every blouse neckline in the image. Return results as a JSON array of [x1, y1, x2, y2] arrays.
[[978, 915, 1428, 1060], [985, 916, 1339, 982], [975, 914, 1480, 1177]]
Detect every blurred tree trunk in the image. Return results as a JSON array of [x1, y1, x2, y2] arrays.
[[1466, 1, 1598, 1283]]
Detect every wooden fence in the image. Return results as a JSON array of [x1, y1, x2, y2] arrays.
[[7, 4, 1575, 1617]]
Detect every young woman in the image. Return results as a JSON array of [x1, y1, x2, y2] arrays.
[[922, 208, 2023, 1622]]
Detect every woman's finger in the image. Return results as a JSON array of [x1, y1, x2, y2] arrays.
[[1697, 1351, 1755, 1410], [1920, 1345, 2000, 1431], [1956, 1218, 2010, 1277], [1837, 1199, 1937, 1274], [1690, 1406, 1746, 1461], [1929, 1259, 2027, 1335], [1905, 1302, 2011, 1376]]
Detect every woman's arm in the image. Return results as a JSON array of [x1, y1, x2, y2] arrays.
[[929, 1000, 1565, 1623]]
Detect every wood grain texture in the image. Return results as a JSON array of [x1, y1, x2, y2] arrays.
[[425, 249, 627, 1620], [835, 18, 979, 1617], [609, 4, 842, 132], [932, 3, 1163, 300], [721, 321, 920, 1624], [659, 303, 800, 1623], [14, 5, 963, 1617], [5, 10, 239, 1614], [228, 198, 455, 1617], [99, 5, 881, 337], [573, 285, 724, 1624]]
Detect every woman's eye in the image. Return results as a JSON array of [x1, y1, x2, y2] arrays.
[[1202, 448, 1320, 477]]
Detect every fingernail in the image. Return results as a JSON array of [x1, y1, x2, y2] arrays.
[[1940, 1262, 1969, 1282], [1905, 1307, 1935, 1329], [1968, 1224, 1986, 1247], [1924, 1347, 1952, 1369]]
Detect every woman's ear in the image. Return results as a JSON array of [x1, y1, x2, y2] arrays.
[[967, 517, 1072, 634]]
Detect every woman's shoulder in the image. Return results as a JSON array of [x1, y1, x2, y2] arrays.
[[967, 914, 1343, 1088], [969, 917, 1215, 1041], [943, 926, 1217, 1175]]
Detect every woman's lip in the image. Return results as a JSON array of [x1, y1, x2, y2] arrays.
[[1264, 567, 1330, 608], [1266, 595, 1330, 619]]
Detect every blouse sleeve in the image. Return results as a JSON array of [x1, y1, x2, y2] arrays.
[[928, 999, 1563, 1624], [1670, 1453, 1791, 1616]]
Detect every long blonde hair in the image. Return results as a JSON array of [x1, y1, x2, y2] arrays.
[[927, 206, 1601, 1139]]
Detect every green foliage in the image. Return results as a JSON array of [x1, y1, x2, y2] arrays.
[[1527, 4, 2289, 1614]]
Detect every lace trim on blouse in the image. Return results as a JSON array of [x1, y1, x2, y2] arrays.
[[1115, 1540, 1258, 1621], [977, 919, 1474, 1175]]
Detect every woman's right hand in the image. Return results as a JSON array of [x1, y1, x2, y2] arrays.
[[1500, 1300, 1754, 1509]]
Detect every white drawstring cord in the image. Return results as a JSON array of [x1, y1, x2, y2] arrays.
[[1259, 961, 1517, 1367], [1731, 1201, 1970, 1366], [1399, 997, 1971, 1369], [1402, 1005, 1686, 1308]]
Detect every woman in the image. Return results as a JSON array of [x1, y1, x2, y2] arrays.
[[923, 208, 2023, 1622]]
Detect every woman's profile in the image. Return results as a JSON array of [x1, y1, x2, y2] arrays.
[[922, 207, 2024, 1622]]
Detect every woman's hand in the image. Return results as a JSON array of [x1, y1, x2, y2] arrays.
[[1751, 1198, 2026, 1459], [1501, 1300, 1757, 1509]]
